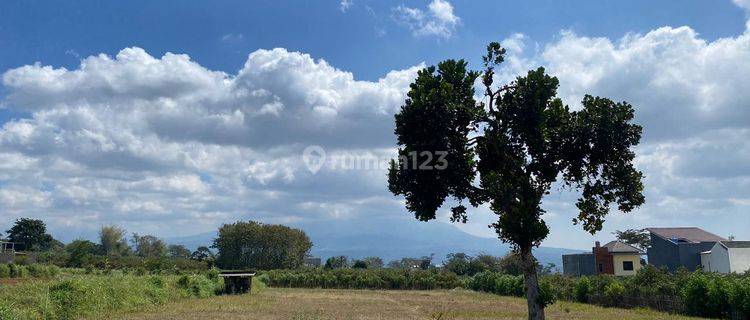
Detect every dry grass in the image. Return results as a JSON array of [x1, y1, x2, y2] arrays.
[[109, 287, 705, 320]]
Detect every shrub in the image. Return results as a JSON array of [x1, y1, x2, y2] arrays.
[[8, 264, 27, 278], [255, 273, 270, 286], [603, 281, 625, 306], [730, 277, 750, 316], [49, 280, 91, 320], [0, 264, 9, 278], [538, 278, 558, 308], [263, 268, 462, 290], [176, 274, 222, 297], [573, 277, 591, 303], [0, 272, 226, 320]]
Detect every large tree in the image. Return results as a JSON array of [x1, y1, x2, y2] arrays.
[[388, 43, 644, 319], [5, 218, 55, 251], [213, 221, 312, 270]]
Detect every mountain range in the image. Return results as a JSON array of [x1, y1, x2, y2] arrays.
[[167, 217, 584, 267]]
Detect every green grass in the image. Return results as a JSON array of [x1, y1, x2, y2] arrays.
[[0, 273, 221, 320]]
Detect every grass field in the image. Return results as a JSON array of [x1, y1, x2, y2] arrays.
[[112, 287, 705, 320]]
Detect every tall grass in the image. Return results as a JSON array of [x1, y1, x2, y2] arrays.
[[0, 272, 222, 320], [0, 264, 61, 279]]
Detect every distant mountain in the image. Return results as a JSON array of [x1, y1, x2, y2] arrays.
[[166, 218, 584, 268]]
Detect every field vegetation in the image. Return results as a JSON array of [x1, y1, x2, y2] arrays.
[[112, 286, 704, 320], [0, 270, 222, 320], [261, 266, 750, 319]]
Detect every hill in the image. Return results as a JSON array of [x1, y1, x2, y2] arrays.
[[167, 217, 583, 267]]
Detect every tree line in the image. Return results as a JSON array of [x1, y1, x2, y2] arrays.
[[1, 218, 213, 269]]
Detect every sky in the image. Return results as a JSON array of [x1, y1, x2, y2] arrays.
[[0, 0, 749, 250]]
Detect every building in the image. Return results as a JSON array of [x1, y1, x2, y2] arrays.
[[562, 253, 595, 276], [598, 241, 643, 276], [562, 240, 643, 276], [646, 227, 725, 272], [303, 255, 321, 268], [0, 241, 17, 264], [700, 241, 750, 274]]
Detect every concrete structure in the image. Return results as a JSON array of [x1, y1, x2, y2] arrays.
[[599, 241, 643, 276], [701, 241, 750, 274], [562, 241, 643, 277], [562, 253, 595, 276], [646, 227, 725, 272], [219, 271, 255, 294], [0, 241, 17, 264], [303, 255, 321, 268]]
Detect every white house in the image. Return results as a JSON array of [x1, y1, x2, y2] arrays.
[[700, 241, 750, 274]]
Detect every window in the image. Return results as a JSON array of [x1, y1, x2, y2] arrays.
[[598, 263, 603, 272], [623, 261, 634, 271]]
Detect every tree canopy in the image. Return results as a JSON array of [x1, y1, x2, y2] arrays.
[[213, 221, 312, 270], [388, 42, 644, 320], [5, 218, 55, 251], [613, 229, 651, 251]]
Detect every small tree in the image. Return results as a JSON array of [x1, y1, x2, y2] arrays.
[[65, 239, 100, 267], [444, 252, 472, 275], [99, 225, 130, 257], [131, 233, 167, 258], [388, 43, 644, 319], [191, 246, 215, 261], [613, 229, 650, 251], [324, 256, 349, 269], [5, 218, 55, 251], [168, 244, 192, 259], [362, 256, 384, 269], [352, 260, 368, 269]]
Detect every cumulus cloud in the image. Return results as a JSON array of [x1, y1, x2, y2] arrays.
[[2, 1, 750, 247], [392, 0, 460, 39], [460, 4, 750, 246], [0, 47, 421, 239]]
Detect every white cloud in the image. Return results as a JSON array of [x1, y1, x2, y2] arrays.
[[2, 1, 750, 247], [734, 0, 750, 12], [220, 33, 244, 43], [340, 0, 353, 12], [463, 5, 750, 247], [0, 47, 421, 239], [392, 0, 460, 39]]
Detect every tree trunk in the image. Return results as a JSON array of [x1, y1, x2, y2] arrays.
[[520, 247, 545, 320]]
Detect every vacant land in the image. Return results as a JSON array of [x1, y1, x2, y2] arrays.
[[112, 288, 704, 320]]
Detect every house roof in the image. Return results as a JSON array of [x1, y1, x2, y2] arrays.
[[646, 227, 725, 243], [720, 241, 750, 249], [603, 241, 643, 254]]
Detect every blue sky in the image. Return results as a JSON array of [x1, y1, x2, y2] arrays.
[[1, 0, 749, 249], [1, 0, 746, 81]]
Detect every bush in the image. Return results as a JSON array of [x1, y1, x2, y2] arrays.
[[573, 277, 591, 303], [175, 274, 219, 297], [0, 264, 9, 278], [603, 281, 625, 306], [8, 264, 27, 278], [0, 274, 221, 319], [263, 268, 462, 290]]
